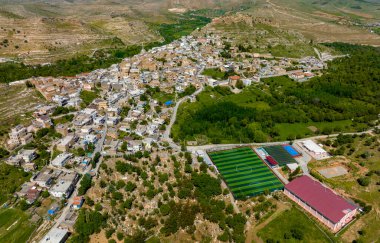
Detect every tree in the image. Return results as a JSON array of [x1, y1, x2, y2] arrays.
[[0, 147, 10, 158], [160, 204, 171, 216], [78, 174, 92, 196], [19, 199, 30, 211], [192, 173, 222, 198], [41, 190, 50, 198], [290, 228, 304, 240], [235, 79, 244, 89], [125, 182, 137, 192]]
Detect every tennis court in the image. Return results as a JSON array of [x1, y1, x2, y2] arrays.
[[263, 145, 297, 166], [208, 147, 283, 199], [283, 145, 301, 157]]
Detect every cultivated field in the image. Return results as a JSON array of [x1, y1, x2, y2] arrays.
[[0, 208, 36, 243], [245, 0, 380, 46], [0, 84, 46, 145], [208, 147, 283, 199]]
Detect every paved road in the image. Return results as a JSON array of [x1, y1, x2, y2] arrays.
[[53, 115, 108, 227], [187, 129, 376, 152], [162, 68, 205, 150]]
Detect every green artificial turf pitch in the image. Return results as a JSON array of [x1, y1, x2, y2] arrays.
[[208, 147, 283, 199]]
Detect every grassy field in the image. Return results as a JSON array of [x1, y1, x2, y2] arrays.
[[152, 91, 175, 104], [202, 68, 228, 80], [208, 147, 283, 199], [274, 120, 356, 140], [0, 208, 36, 243], [257, 206, 333, 243]]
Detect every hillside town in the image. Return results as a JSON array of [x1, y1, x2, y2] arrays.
[[1, 34, 369, 242]]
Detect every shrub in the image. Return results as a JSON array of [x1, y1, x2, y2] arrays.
[[357, 177, 370, 186]]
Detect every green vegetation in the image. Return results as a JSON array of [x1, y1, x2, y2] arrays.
[[208, 147, 283, 199], [0, 208, 36, 243], [53, 114, 74, 125], [80, 90, 98, 106], [173, 43, 379, 143], [0, 147, 10, 159], [0, 163, 30, 205], [78, 174, 92, 196], [202, 68, 229, 80], [258, 207, 332, 243], [153, 12, 211, 44], [69, 209, 107, 242]]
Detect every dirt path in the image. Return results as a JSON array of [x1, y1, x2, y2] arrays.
[[246, 201, 290, 243]]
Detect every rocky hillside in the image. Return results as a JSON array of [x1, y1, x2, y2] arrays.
[[0, 0, 249, 64]]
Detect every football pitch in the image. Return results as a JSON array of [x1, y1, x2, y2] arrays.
[[208, 147, 283, 199], [263, 145, 297, 166]]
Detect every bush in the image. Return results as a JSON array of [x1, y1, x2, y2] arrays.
[[290, 228, 304, 240], [41, 190, 49, 198], [159, 204, 171, 216], [357, 177, 370, 186]]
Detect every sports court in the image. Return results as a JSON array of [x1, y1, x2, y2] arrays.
[[283, 145, 301, 157], [263, 145, 297, 166], [208, 147, 283, 199], [318, 166, 348, 178]]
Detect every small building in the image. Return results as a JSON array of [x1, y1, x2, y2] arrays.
[[40, 227, 70, 243], [284, 175, 358, 232], [299, 140, 330, 160], [72, 196, 84, 210], [57, 135, 75, 152], [32, 168, 56, 188], [228, 75, 241, 86], [51, 153, 72, 167], [26, 187, 40, 204], [286, 163, 299, 173], [56, 124, 69, 136], [49, 172, 78, 198], [35, 115, 53, 128]]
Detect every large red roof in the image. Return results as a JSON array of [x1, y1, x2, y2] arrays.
[[285, 175, 357, 223]]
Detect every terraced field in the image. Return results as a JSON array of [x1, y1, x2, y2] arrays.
[[208, 147, 283, 199]]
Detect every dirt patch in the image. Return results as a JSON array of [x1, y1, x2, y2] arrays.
[[308, 126, 318, 133], [90, 229, 109, 243], [318, 165, 348, 178]]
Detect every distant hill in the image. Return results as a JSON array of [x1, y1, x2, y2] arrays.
[[0, 0, 378, 64]]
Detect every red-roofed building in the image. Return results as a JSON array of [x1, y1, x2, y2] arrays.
[[228, 75, 241, 86], [266, 156, 278, 168], [72, 196, 84, 210], [284, 175, 358, 232]]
